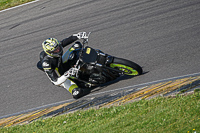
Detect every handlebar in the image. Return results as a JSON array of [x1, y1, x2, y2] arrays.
[[82, 32, 91, 44], [73, 32, 91, 69], [80, 32, 91, 52]]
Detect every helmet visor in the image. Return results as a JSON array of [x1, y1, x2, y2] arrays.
[[48, 45, 62, 54]]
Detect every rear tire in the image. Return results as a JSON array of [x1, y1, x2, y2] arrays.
[[110, 57, 143, 76]]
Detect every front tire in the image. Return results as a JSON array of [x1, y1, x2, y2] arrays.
[[110, 57, 143, 76]]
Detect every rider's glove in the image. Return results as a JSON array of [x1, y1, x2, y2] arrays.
[[64, 68, 76, 77], [73, 32, 87, 39], [64, 70, 71, 78]]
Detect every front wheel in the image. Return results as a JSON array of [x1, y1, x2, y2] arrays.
[[109, 57, 143, 76]]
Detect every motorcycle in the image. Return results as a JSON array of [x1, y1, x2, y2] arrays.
[[37, 32, 143, 88]]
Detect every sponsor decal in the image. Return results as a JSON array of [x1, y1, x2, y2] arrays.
[[42, 62, 49, 67], [86, 48, 91, 54]]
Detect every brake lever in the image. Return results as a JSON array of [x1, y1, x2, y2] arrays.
[[83, 32, 91, 44]]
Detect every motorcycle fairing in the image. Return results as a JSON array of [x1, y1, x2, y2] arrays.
[[62, 48, 80, 64], [62, 48, 74, 63]]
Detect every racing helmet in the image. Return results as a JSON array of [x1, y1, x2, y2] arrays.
[[42, 38, 63, 57]]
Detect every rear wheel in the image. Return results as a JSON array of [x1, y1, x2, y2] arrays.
[[110, 57, 143, 76]]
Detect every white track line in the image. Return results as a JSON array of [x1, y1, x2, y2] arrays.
[[0, 0, 40, 13]]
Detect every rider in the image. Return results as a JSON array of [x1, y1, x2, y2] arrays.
[[39, 32, 88, 99]]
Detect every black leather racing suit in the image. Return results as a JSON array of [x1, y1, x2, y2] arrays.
[[39, 35, 80, 95]]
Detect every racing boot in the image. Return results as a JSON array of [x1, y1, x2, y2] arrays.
[[72, 88, 91, 99]]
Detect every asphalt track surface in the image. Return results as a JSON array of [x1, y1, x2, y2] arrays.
[[0, 0, 200, 117]]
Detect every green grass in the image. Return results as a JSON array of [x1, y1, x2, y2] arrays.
[[1, 92, 200, 133], [0, 0, 34, 11]]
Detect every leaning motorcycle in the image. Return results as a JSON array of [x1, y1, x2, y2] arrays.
[[37, 32, 143, 88]]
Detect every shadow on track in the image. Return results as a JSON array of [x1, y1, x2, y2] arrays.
[[81, 70, 149, 98]]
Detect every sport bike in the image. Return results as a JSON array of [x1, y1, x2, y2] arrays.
[[37, 32, 143, 88]]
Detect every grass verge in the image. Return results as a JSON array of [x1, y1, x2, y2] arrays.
[[1, 92, 200, 133], [0, 0, 34, 11]]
